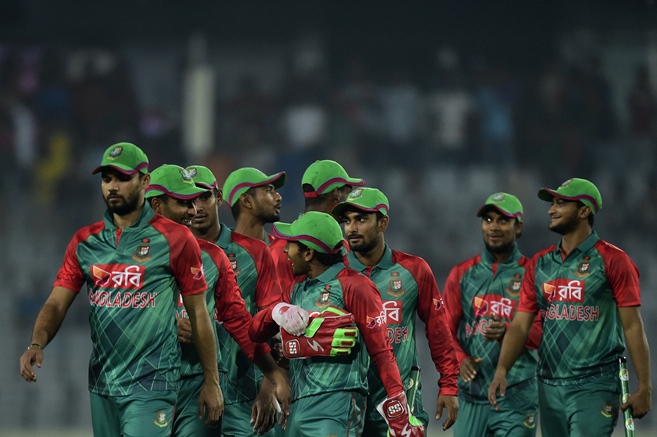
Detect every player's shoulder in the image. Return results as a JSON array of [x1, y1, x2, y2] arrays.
[[197, 238, 229, 262], [391, 249, 434, 276], [74, 220, 106, 238], [532, 245, 557, 262], [594, 238, 629, 257], [149, 214, 195, 239], [232, 231, 270, 254]]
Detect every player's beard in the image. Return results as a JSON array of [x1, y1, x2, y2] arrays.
[[103, 188, 142, 216], [549, 212, 579, 235], [349, 234, 379, 254], [484, 239, 515, 256]]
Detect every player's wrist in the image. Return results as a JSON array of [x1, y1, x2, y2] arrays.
[[27, 343, 43, 350]]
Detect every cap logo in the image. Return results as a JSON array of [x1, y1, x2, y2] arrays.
[[350, 189, 363, 198], [493, 193, 505, 201], [179, 168, 194, 184], [108, 146, 123, 160], [187, 167, 198, 178]]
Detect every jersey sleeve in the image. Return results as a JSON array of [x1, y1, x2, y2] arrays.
[[249, 283, 294, 343], [53, 230, 88, 292], [598, 241, 641, 307], [208, 244, 270, 359], [157, 221, 207, 297], [410, 259, 459, 396], [342, 271, 404, 397], [254, 245, 282, 309], [517, 255, 539, 314], [442, 265, 468, 364]]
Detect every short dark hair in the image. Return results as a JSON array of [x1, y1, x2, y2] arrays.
[[147, 194, 169, 207], [295, 241, 343, 267], [230, 187, 256, 220]]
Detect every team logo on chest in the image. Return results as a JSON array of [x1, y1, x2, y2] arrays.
[[506, 273, 522, 297], [154, 410, 168, 428], [316, 285, 332, 308], [387, 271, 406, 297], [575, 256, 591, 277], [523, 413, 536, 428], [132, 238, 151, 262], [227, 253, 240, 274]]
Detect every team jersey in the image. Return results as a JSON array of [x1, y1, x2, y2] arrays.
[[270, 237, 303, 295], [517, 231, 641, 382], [443, 245, 541, 402], [346, 246, 459, 405], [215, 224, 280, 404], [54, 203, 207, 396], [250, 263, 405, 402], [178, 238, 263, 378]]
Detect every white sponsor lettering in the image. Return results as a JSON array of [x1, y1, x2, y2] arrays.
[[490, 298, 513, 318], [557, 280, 583, 301], [382, 300, 402, 324]]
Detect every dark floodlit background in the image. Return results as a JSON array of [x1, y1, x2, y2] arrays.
[[1, 1, 656, 435]]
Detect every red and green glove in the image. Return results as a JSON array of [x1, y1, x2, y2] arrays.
[[281, 306, 358, 359], [376, 391, 425, 437]]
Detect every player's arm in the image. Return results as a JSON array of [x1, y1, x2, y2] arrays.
[[414, 261, 458, 430], [488, 256, 538, 410], [344, 277, 423, 437], [182, 291, 223, 424], [19, 286, 78, 382], [618, 306, 652, 418]]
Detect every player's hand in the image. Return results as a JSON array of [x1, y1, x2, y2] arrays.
[[251, 381, 278, 435], [19, 346, 44, 382], [487, 369, 508, 411], [281, 307, 358, 359], [272, 303, 309, 336], [435, 395, 458, 431], [460, 356, 482, 382], [621, 387, 652, 419], [272, 370, 291, 429], [198, 380, 223, 427], [483, 315, 506, 341], [377, 391, 425, 437], [177, 316, 194, 344]]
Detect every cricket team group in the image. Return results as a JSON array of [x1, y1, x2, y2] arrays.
[[19, 142, 652, 437]]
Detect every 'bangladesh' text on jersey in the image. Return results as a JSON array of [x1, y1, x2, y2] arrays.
[[54, 203, 207, 396], [346, 246, 458, 413], [443, 245, 540, 402], [518, 232, 641, 382]]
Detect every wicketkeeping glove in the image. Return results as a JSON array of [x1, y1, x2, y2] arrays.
[[376, 391, 425, 437], [272, 303, 309, 336], [281, 306, 359, 359]]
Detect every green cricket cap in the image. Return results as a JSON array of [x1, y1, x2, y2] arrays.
[[222, 167, 286, 207], [92, 142, 149, 175], [538, 178, 602, 214], [145, 164, 208, 200], [186, 165, 219, 190], [272, 211, 343, 254], [302, 160, 365, 198], [332, 187, 389, 218], [477, 192, 524, 223]]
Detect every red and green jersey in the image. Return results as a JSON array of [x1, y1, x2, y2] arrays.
[[346, 246, 459, 405], [54, 203, 207, 396], [270, 237, 303, 295], [518, 232, 641, 382], [443, 245, 541, 401], [215, 224, 280, 404], [250, 263, 405, 402], [178, 238, 264, 378]]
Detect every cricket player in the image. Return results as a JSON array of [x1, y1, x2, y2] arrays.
[[269, 159, 365, 294], [488, 178, 652, 437], [221, 166, 285, 243], [145, 164, 289, 436], [187, 165, 288, 436], [19, 143, 222, 437], [332, 187, 459, 435], [443, 192, 542, 436], [250, 211, 425, 437]]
